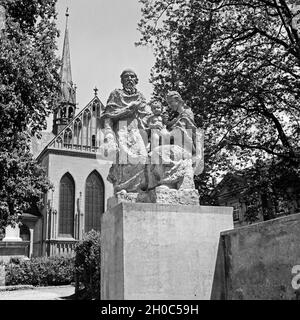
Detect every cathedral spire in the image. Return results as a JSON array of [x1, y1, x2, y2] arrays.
[[53, 8, 76, 135], [60, 7, 76, 105]]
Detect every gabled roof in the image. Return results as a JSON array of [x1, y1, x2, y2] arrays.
[[30, 131, 56, 159], [211, 172, 247, 198], [34, 95, 105, 161]]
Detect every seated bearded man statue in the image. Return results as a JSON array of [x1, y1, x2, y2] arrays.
[[100, 69, 151, 197]]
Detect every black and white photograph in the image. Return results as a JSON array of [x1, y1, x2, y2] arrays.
[[0, 0, 300, 307]]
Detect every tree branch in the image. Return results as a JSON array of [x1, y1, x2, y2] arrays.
[[257, 96, 295, 156], [254, 27, 297, 56], [228, 141, 288, 158]]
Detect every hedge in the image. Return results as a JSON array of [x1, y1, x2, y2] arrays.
[[74, 230, 101, 300], [5, 256, 75, 286]]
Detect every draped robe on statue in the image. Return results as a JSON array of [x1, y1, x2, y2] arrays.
[[102, 89, 151, 193], [148, 108, 204, 190]]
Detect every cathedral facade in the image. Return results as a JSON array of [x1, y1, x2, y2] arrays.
[[28, 13, 113, 257]]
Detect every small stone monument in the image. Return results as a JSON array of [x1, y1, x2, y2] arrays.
[[0, 265, 5, 286], [0, 5, 5, 32], [100, 70, 233, 300], [3, 225, 22, 242]]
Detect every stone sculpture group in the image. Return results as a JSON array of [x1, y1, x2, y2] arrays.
[[100, 69, 204, 205]]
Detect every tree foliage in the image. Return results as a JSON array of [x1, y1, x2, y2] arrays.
[[138, 0, 300, 218], [0, 0, 60, 228]]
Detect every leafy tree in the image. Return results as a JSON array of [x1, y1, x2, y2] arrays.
[[0, 0, 60, 230], [137, 0, 300, 219]]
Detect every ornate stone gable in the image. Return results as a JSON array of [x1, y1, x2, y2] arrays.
[[33, 95, 106, 161], [47, 96, 105, 154]]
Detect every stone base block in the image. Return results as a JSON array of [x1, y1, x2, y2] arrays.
[[148, 186, 199, 205], [107, 187, 200, 209], [101, 203, 233, 300], [107, 191, 138, 209], [0, 241, 30, 263]]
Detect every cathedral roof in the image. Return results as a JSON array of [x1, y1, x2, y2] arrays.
[[33, 94, 105, 160], [30, 131, 55, 158]]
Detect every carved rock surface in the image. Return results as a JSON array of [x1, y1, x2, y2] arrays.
[[107, 186, 200, 208]]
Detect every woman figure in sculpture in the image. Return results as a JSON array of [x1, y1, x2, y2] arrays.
[[147, 91, 203, 191]]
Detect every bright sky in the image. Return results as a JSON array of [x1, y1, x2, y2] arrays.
[[46, 0, 155, 131]]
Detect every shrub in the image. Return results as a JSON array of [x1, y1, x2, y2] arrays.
[[9, 257, 22, 265], [74, 230, 101, 300], [5, 256, 74, 286]]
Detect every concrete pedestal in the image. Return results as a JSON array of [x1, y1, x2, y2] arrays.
[[101, 203, 233, 300]]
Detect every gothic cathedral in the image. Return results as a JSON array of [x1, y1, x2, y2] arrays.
[[29, 12, 113, 257]]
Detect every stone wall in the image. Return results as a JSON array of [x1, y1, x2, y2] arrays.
[[211, 213, 300, 300]]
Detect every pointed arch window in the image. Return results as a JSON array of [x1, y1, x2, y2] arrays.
[[56, 136, 63, 148], [59, 173, 75, 237], [64, 128, 73, 145], [69, 107, 74, 118], [62, 107, 67, 118], [83, 109, 91, 123], [83, 109, 92, 146], [85, 171, 104, 232], [74, 119, 82, 146], [92, 135, 96, 147]]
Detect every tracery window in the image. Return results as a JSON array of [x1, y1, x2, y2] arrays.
[[85, 171, 104, 232], [59, 173, 75, 237]]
